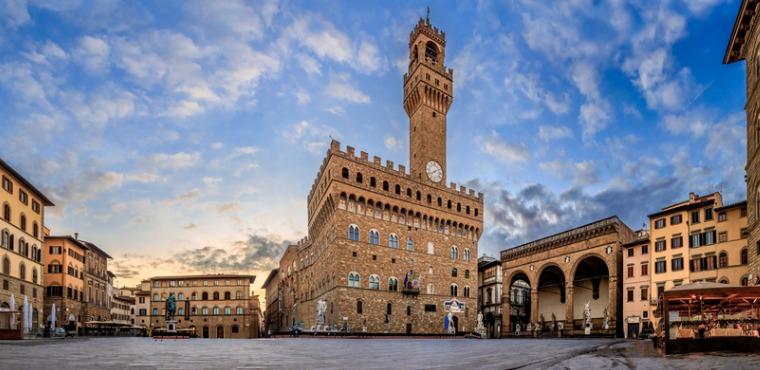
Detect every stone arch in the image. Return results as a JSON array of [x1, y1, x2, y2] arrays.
[[571, 255, 611, 324], [537, 264, 566, 323], [508, 271, 532, 332]]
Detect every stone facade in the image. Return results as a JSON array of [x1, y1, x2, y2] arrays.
[[42, 235, 88, 331], [478, 256, 502, 338], [265, 15, 484, 335], [501, 217, 634, 338], [80, 240, 112, 324], [0, 159, 53, 334], [261, 268, 280, 333], [725, 0, 760, 285], [145, 274, 259, 338]]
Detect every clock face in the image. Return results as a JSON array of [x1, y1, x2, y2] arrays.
[[426, 161, 443, 182]]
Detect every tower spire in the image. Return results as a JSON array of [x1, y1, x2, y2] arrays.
[[426, 6, 430, 23]]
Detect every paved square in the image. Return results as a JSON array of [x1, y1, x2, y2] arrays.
[[1, 338, 758, 369]]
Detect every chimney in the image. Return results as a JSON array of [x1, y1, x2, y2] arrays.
[[74, 232, 79, 240]]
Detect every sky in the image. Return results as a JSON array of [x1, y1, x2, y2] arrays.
[[0, 0, 749, 295]]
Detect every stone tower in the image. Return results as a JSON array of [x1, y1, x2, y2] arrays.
[[403, 14, 453, 184]]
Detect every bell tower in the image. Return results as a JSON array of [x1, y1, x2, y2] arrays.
[[403, 11, 453, 184]]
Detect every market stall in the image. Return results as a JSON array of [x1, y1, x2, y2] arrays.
[[656, 282, 760, 354]]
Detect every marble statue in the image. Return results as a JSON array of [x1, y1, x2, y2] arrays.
[[583, 301, 592, 327], [316, 299, 327, 330]]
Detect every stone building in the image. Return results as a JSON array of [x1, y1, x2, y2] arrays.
[[646, 192, 749, 328], [621, 229, 650, 339], [264, 15, 484, 335], [725, 0, 760, 285], [146, 274, 258, 338], [42, 235, 88, 331], [111, 295, 135, 325], [500, 216, 634, 337], [477, 255, 502, 338], [80, 239, 112, 324], [0, 158, 54, 333], [133, 282, 150, 329], [261, 268, 280, 333]]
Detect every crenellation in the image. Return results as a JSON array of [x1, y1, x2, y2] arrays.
[[386, 160, 394, 169], [373, 156, 381, 165], [398, 164, 406, 174], [346, 146, 355, 157], [360, 151, 368, 161]]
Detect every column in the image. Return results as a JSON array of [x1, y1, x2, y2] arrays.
[[565, 282, 574, 335], [502, 294, 511, 335], [530, 288, 539, 324], [608, 275, 618, 335]]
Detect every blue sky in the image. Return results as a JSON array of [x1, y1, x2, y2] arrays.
[[0, 0, 748, 290]]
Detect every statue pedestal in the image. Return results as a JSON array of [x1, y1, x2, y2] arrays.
[[584, 323, 592, 335], [167, 320, 177, 334]]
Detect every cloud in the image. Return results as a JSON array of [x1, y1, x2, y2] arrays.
[[74, 35, 110, 74], [481, 132, 529, 164], [384, 135, 403, 151], [174, 234, 291, 272], [1, 0, 31, 29], [49, 171, 124, 207], [326, 74, 370, 103], [293, 88, 310, 105], [148, 152, 201, 169], [286, 120, 338, 154], [538, 125, 573, 142], [539, 160, 599, 186]]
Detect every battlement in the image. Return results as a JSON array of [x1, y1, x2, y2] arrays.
[[296, 237, 310, 249], [308, 139, 483, 202], [409, 17, 446, 47]]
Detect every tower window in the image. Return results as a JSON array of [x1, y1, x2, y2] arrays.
[[395, 185, 401, 195], [383, 181, 389, 191], [432, 112, 437, 118], [425, 41, 438, 63], [370, 177, 376, 187], [356, 173, 363, 183], [341, 168, 349, 179], [406, 188, 412, 197], [416, 191, 421, 201], [437, 197, 442, 207]]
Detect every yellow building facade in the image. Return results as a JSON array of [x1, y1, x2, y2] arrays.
[[0, 159, 54, 333], [647, 193, 749, 326]]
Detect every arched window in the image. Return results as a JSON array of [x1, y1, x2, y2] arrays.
[[356, 300, 363, 314], [416, 191, 421, 200], [348, 272, 360, 288], [202, 306, 209, 315], [212, 306, 220, 315], [465, 270, 470, 279], [395, 185, 401, 195], [741, 248, 748, 265], [224, 307, 232, 315], [19, 214, 26, 231], [387, 302, 393, 315], [202, 292, 209, 300], [464, 286, 471, 298], [741, 276, 749, 286], [18, 262, 25, 280], [463, 248, 470, 261], [178, 307, 185, 316], [427, 194, 432, 203], [1, 229, 9, 248], [425, 41, 438, 62], [388, 234, 398, 248], [2, 204, 10, 222], [236, 291, 242, 299], [406, 188, 412, 197], [152, 293, 159, 301], [213, 292, 220, 300], [407, 238, 414, 251], [427, 283, 433, 294], [178, 292, 185, 300], [224, 291, 231, 300], [719, 278, 729, 284], [341, 168, 349, 179], [370, 177, 376, 187], [32, 222, 38, 238], [450, 284, 458, 297], [388, 277, 398, 292], [2, 256, 9, 274], [719, 252, 728, 268], [427, 242, 434, 255], [356, 173, 363, 183], [450, 246, 458, 260], [451, 267, 458, 277], [437, 197, 442, 207], [369, 274, 380, 290], [383, 181, 389, 191], [348, 225, 360, 241], [369, 230, 379, 245], [475, 208, 479, 217], [236, 306, 244, 315], [32, 268, 37, 284]]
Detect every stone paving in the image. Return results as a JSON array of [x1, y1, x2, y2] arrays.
[[0, 337, 758, 370]]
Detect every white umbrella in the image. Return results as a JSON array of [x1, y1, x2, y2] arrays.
[[8, 293, 16, 330], [50, 303, 56, 329], [22, 296, 29, 334]]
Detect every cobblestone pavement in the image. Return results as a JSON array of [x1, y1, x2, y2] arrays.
[[1, 337, 758, 370]]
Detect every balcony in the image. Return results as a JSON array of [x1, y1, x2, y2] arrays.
[[402, 287, 420, 295]]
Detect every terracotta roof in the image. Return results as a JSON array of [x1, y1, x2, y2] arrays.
[[0, 158, 55, 206], [724, 0, 758, 64], [715, 200, 747, 212], [647, 199, 716, 219], [46, 235, 89, 250], [80, 240, 112, 259]]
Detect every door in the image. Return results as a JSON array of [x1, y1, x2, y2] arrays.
[[406, 323, 412, 335], [202, 326, 209, 338], [452, 316, 459, 334], [627, 323, 639, 339], [216, 325, 224, 338]]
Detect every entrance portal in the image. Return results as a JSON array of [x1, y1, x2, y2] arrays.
[[216, 325, 224, 338], [202, 326, 209, 338]]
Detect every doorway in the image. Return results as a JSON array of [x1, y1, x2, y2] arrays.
[[452, 316, 459, 334], [202, 326, 209, 338], [627, 323, 640, 339], [216, 325, 224, 338], [406, 323, 412, 335]]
